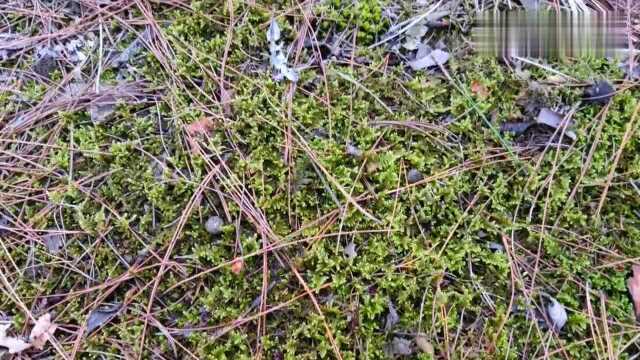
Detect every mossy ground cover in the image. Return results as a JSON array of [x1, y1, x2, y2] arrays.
[[0, 0, 639, 358]]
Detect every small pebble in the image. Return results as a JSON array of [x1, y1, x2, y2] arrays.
[[415, 333, 434, 355], [407, 168, 423, 184], [205, 216, 224, 235]]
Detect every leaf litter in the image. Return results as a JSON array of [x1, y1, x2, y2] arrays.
[[43, 233, 64, 254], [536, 108, 576, 140], [29, 313, 56, 350], [0, 324, 31, 354], [408, 48, 449, 70], [87, 303, 121, 333], [415, 333, 434, 354], [0, 313, 56, 354], [376, 5, 451, 70], [267, 19, 299, 82], [387, 337, 414, 356], [545, 295, 568, 332], [500, 107, 576, 141], [583, 80, 615, 104]]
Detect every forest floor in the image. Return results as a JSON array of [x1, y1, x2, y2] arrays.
[[1, 0, 640, 358]]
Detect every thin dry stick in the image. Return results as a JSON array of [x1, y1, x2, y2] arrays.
[[599, 293, 615, 360], [584, 282, 605, 360]]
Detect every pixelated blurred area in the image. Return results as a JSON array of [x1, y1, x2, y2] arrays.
[[472, 0, 638, 60]]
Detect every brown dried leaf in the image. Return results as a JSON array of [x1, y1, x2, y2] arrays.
[[186, 117, 215, 136], [29, 313, 56, 350], [230, 258, 244, 274], [627, 265, 640, 319], [470, 80, 489, 99]]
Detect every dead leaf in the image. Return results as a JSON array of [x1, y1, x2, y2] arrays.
[[186, 117, 215, 136], [220, 88, 234, 117], [405, 24, 428, 38], [87, 303, 121, 333], [628, 265, 640, 319], [230, 258, 244, 274], [545, 74, 567, 84], [536, 108, 576, 140], [29, 313, 56, 350], [470, 80, 489, 99], [546, 296, 567, 331], [408, 49, 449, 70], [90, 103, 115, 125], [0, 324, 31, 354], [415, 44, 432, 60], [267, 19, 280, 43], [267, 19, 299, 82]]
